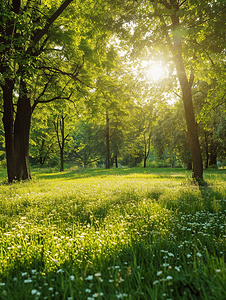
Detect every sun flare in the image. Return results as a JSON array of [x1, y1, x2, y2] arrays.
[[142, 61, 165, 81], [147, 64, 164, 81]]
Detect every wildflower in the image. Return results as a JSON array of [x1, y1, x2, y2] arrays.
[[215, 269, 221, 273], [31, 289, 37, 295], [166, 276, 173, 280], [22, 272, 28, 277], [175, 267, 180, 272], [187, 254, 192, 258], [0, 283, 5, 286], [49, 287, 53, 291], [196, 253, 202, 257], [70, 275, 75, 280], [116, 293, 128, 299], [109, 279, 114, 282], [168, 253, 174, 257], [85, 275, 93, 280], [85, 289, 91, 293], [153, 280, 159, 285], [24, 279, 32, 283], [163, 263, 169, 267], [157, 271, 162, 276], [57, 269, 64, 273], [94, 273, 101, 277]]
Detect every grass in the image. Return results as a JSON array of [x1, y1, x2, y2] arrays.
[[0, 167, 226, 299]]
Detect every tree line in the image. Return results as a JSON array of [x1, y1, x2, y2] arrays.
[[0, 0, 226, 182]]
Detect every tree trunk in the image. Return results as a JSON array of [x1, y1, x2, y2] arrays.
[[204, 132, 209, 169], [144, 155, 147, 168], [105, 110, 110, 169], [14, 80, 32, 180], [2, 79, 16, 182], [60, 148, 64, 172], [115, 155, 118, 168], [134, 157, 138, 167], [169, 6, 203, 180], [2, 78, 32, 182], [144, 143, 147, 168], [187, 160, 192, 170], [209, 140, 217, 166], [180, 79, 203, 179], [54, 114, 68, 172]]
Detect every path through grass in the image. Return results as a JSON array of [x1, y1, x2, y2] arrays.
[[0, 168, 226, 299]]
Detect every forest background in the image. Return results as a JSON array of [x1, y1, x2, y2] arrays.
[[0, 0, 226, 181]]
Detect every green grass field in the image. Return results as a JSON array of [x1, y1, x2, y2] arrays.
[[0, 167, 226, 300]]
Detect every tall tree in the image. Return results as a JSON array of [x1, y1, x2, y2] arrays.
[[0, 0, 111, 182], [0, 0, 75, 182], [104, 0, 226, 179]]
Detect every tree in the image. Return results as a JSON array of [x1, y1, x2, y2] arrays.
[[160, 0, 203, 179], [0, 0, 76, 182], [53, 113, 69, 172], [105, 0, 222, 179], [0, 0, 111, 182]]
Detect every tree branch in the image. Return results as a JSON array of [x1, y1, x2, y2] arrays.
[[179, 0, 187, 7], [37, 94, 73, 104], [31, 0, 74, 46]]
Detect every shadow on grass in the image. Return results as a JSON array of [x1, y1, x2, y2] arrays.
[[1, 228, 225, 300], [31, 167, 189, 181], [1, 169, 226, 299]]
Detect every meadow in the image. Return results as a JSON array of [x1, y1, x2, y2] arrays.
[[0, 167, 226, 300]]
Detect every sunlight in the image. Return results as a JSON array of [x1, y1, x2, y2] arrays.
[[146, 62, 164, 81], [141, 60, 166, 82]]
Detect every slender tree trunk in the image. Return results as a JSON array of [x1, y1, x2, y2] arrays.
[[60, 148, 64, 172], [204, 132, 209, 169], [134, 157, 138, 167], [115, 155, 118, 168], [209, 140, 217, 166], [144, 144, 147, 168], [54, 113, 68, 172], [105, 110, 110, 169], [143, 132, 151, 168], [144, 157, 147, 168], [187, 161, 192, 170]]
